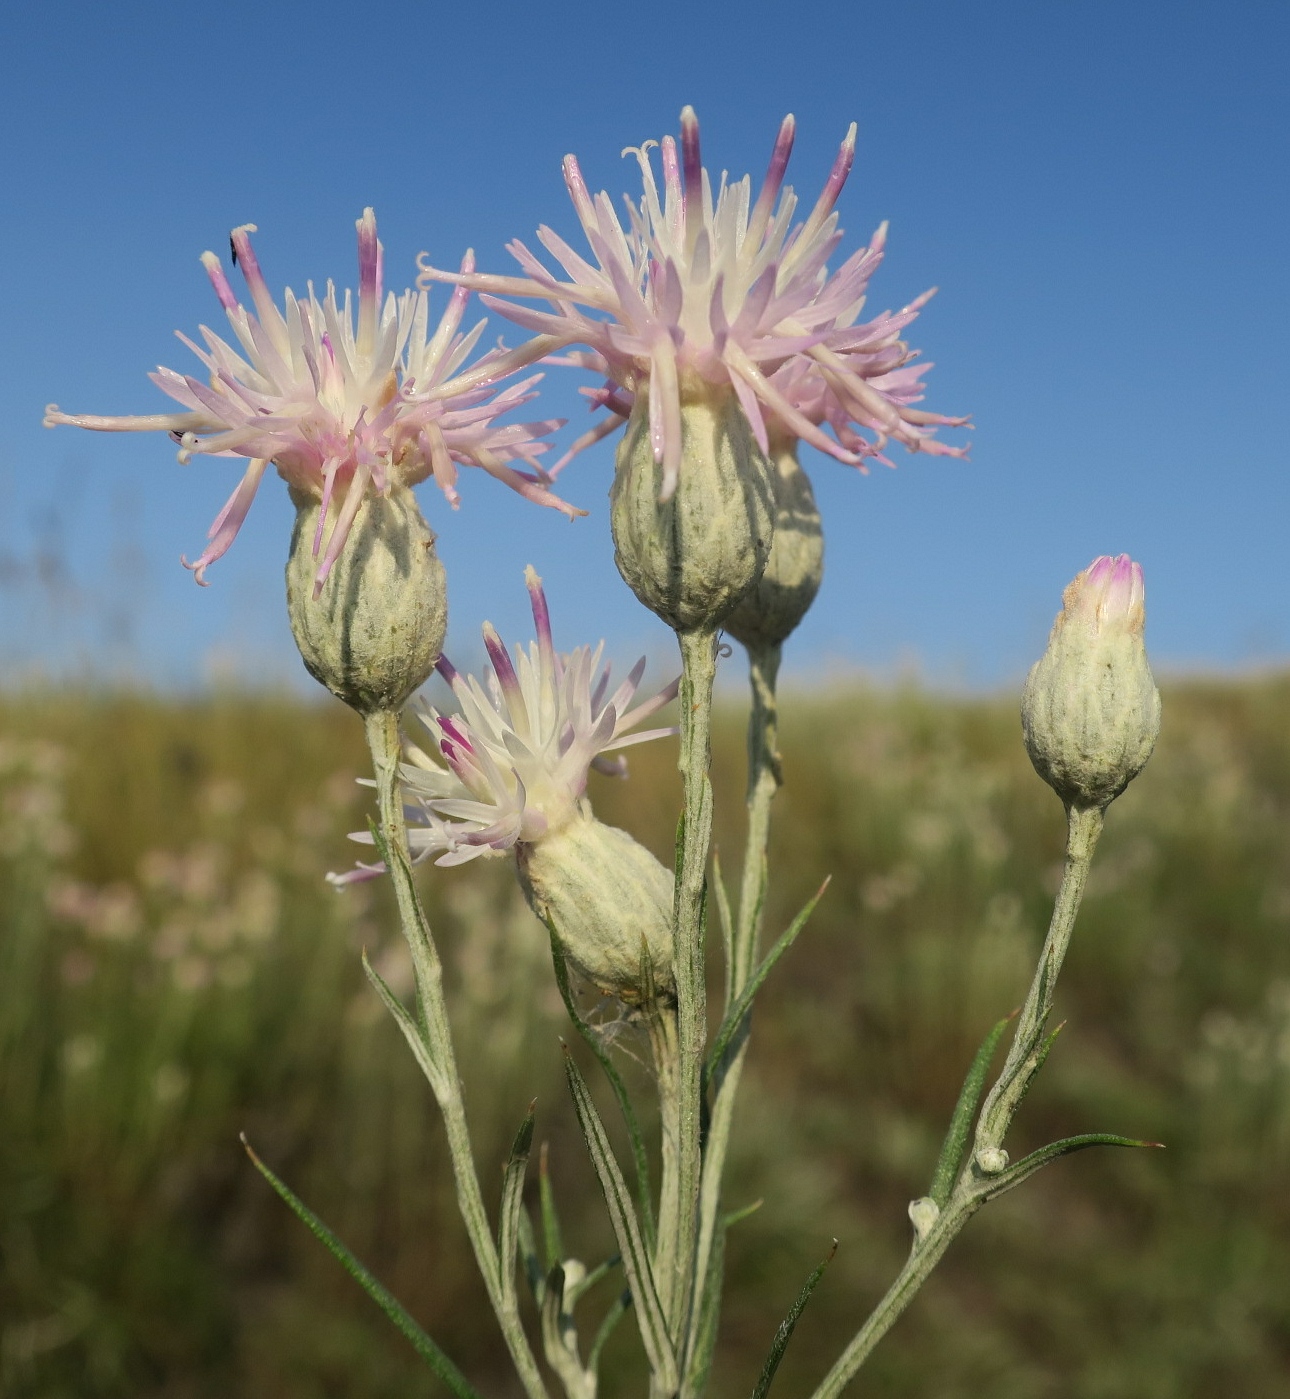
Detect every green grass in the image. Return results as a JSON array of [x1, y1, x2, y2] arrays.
[[2, 678, 1288, 1397]]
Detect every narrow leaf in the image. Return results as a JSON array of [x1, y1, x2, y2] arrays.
[[708, 878, 830, 1082], [565, 1252, 622, 1309], [588, 1290, 632, 1373], [361, 951, 444, 1096], [685, 1208, 727, 1397], [712, 850, 736, 1010], [499, 1102, 535, 1313], [984, 1133, 1164, 1202], [539, 1141, 564, 1269], [723, 1198, 764, 1230], [548, 923, 656, 1250], [563, 1050, 678, 1391], [242, 1136, 481, 1399], [1015, 1019, 1066, 1104], [750, 1240, 839, 1399], [928, 1011, 1015, 1206], [518, 1207, 546, 1305]]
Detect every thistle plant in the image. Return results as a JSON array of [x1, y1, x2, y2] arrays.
[[43, 111, 1167, 1398]]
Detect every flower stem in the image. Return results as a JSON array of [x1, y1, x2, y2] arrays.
[[363, 709, 550, 1399], [686, 640, 782, 1389], [809, 802, 1104, 1399], [664, 628, 718, 1351]]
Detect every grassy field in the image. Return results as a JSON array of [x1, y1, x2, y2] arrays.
[[2, 676, 1289, 1398]]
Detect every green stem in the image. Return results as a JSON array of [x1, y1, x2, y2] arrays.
[[364, 709, 550, 1399], [686, 641, 782, 1390], [976, 804, 1103, 1150], [810, 802, 1104, 1399], [667, 628, 718, 1351], [649, 1005, 682, 1326]]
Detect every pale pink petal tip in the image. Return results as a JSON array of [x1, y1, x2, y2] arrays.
[[45, 206, 569, 584], [524, 564, 553, 648]]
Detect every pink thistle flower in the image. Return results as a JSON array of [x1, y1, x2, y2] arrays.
[[46, 209, 581, 591], [330, 566, 679, 883], [419, 108, 968, 497]]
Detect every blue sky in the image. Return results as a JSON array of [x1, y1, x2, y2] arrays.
[[1, 0, 1286, 691]]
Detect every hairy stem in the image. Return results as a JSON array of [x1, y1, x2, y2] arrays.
[[649, 1005, 682, 1327], [364, 709, 550, 1399], [686, 641, 782, 1389], [666, 628, 718, 1352], [976, 803, 1103, 1149], [810, 801, 1104, 1399]]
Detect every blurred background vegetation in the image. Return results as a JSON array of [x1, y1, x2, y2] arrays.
[[2, 677, 1289, 1398]]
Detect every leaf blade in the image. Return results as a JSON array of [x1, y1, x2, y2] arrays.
[[707, 877, 830, 1083], [928, 1011, 1015, 1206], [563, 1050, 678, 1391], [750, 1240, 839, 1399], [242, 1136, 481, 1399], [983, 1133, 1165, 1202], [499, 1102, 536, 1314], [547, 922, 656, 1250]]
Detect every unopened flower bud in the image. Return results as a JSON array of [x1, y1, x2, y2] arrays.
[[907, 1196, 940, 1243], [285, 485, 447, 716], [724, 441, 824, 649], [516, 813, 674, 1004], [610, 386, 775, 634], [1022, 555, 1161, 812], [975, 1146, 1009, 1175]]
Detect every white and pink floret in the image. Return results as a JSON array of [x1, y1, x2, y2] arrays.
[[46, 209, 578, 592], [419, 107, 969, 496], [330, 567, 678, 883]]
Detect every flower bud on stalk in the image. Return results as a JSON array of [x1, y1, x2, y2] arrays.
[[517, 813, 675, 1003], [285, 485, 447, 716], [724, 440, 824, 649], [611, 386, 776, 635], [1022, 555, 1160, 812]]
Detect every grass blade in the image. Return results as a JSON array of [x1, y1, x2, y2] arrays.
[[242, 1136, 480, 1399], [563, 1049, 678, 1391], [928, 1010, 1015, 1206], [750, 1240, 838, 1399]]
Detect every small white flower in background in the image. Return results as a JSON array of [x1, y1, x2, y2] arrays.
[[419, 107, 968, 496], [46, 209, 578, 593], [331, 566, 678, 878]]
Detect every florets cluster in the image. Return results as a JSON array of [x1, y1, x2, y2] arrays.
[[46, 210, 577, 591], [420, 108, 968, 498], [333, 567, 678, 879]]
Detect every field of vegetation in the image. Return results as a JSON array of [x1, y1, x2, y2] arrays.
[[2, 675, 1289, 1398]]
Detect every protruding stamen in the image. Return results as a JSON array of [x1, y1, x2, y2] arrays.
[[525, 564, 554, 654], [201, 252, 239, 311], [747, 113, 796, 245], [679, 106, 704, 251], [356, 207, 381, 357]]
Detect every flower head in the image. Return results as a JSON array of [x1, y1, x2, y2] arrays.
[[333, 567, 678, 880], [46, 209, 579, 591], [1022, 555, 1160, 812], [420, 109, 967, 498]]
